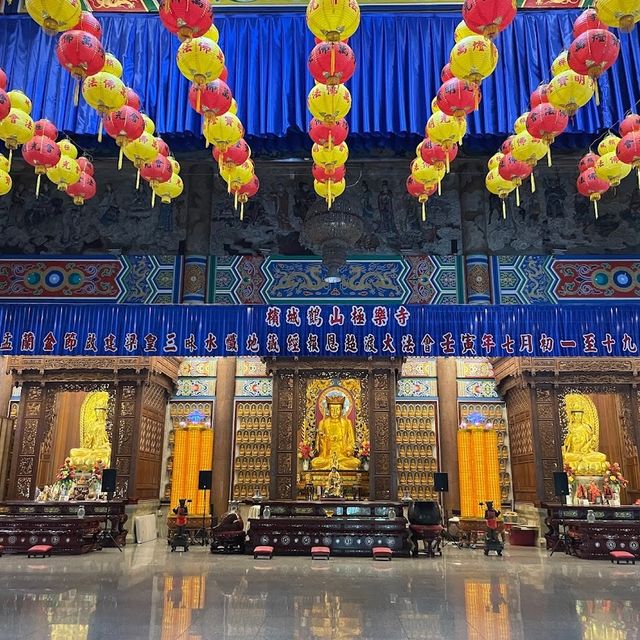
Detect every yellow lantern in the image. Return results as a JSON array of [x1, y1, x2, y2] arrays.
[[308, 84, 351, 124], [0, 169, 11, 197], [595, 0, 640, 32], [595, 152, 632, 187], [488, 152, 503, 171], [312, 142, 349, 169], [177, 37, 225, 86], [46, 155, 81, 191], [426, 112, 467, 164], [58, 139, 78, 159], [168, 157, 181, 174], [7, 90, 32, 115], [431, 97, 441, 114], [411, 158, 446, 194], [598, 133, 620, 156], [514, 112, 529, 134], [142, 114, 156, 135], [547, 70, 595, 116], [0, 108, 35, 169], [0, 154, 9, 173], [454, 20, 477, 43], [204, 113, 244, 150], [221, 159, 254, 198], [203, 24, 219, 42], [25, 0, 81, 34], [550, 50, 570, 77], [229, 99, 238, 115], [450, 36, 498, 83], [153, 172, 184, 204], [102, 53, 123, 79], [123, 132, 158, 188], [306, 0, 360, 42], [510, 132, 549, 192], [314, 177, 346, 208], [486, 169, 516, 219], [82, 72, 127, 141]]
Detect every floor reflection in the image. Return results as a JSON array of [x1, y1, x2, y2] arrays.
[[1, 544, 640, 639]]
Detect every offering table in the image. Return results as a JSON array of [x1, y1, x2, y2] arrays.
[[544, 503, 640, 560], [246, 500, 411, 557]]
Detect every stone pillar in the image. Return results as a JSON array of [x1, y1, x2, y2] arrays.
[[181, 255, 208, 304], [212, 357, 236, 518], [436, 358, 460, 516], [464, 254, 491, 304]]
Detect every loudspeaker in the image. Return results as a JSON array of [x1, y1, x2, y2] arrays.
[[434, 472, 449, 492], [553, 471, 570, 496], [198, 470, 212, 491], [102, 469, 117, 493]]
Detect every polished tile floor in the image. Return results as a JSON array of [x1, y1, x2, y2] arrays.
[[0, 541, 638, 640]]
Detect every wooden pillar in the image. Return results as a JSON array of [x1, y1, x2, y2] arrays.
[[212, 357, 236, 518], [436, 357, 460, 515]]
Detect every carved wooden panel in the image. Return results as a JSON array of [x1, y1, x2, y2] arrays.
[[114, 384, 138, 499], [373, 413, 390, 451], [535, 387, 559, 502], [278, 373, 294, 410], [277, 453, 292, 475], [276, 476, 291, 499]]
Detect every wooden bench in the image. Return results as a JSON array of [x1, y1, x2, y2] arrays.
[[254, 545, 274, 559], [27, 545, 53, 558], [373, 546, 392, 561], [610, 550, 636, 565]]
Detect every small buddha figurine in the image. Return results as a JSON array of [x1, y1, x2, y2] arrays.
[[325, 454, 343, 498], [312, 393, 360, 470], [562, 397, 608, 474], [70, 403, 112, 471]]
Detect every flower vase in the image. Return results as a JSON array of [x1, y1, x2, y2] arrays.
[[363, 461, 369, 472], [302, 459, 309, 471]]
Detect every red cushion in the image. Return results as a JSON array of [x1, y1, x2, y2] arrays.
[[373, 546, 392, 556], [254, 545, 273, 557], [28, 545, 52, 553], [610, 551, 635, 559], [311, 546, 330, 555]]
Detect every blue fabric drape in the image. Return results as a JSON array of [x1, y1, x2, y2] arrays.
[[0, 10, 639, 153]]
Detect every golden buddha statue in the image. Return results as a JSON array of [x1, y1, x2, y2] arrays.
[[562, 393, 608, 474], [70, 391, 112, 471], [312, 393, 361, 470]]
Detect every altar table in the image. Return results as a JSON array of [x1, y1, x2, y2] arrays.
[[246, 500, 411, 557]]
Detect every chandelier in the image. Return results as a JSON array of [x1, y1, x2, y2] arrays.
[[302, 196, 363, 283]]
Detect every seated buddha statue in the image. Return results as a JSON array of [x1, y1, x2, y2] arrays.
[[562, 395, 608, 474], [70, 404, 112, 471], [312, 394, 361, 470]]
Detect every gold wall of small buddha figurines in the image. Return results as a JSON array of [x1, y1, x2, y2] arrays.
[[396, 402, 438, 500], [232, 401, 272, 499]]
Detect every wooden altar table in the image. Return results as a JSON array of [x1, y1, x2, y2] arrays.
[[246, 500, 411, 557], [544, 503, 640, 560]]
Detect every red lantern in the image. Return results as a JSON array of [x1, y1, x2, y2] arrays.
[[500, 135, 514, 155], [160, 0, 213, 41], [617, 131, 640, 188], [219, 66, 228, 83], [308, 41, 356, 85], [568, 29, 620, 105], [530, 84, 549, 108], [235, 175, 259, 220], [66, 171, 96, 205], [0, 68, 7, 91], [141, 153, 172, 206], [620, 113, 640, 137], [313, 163, 346, 182], [578, 152, 599, 173], [34, 119, 58, 140], [577, 168, 609, 218], [406, 175, 438, 221], [0, 89, 10, 122], [462, 0, 516, 39], [77, 157, 94, 175], [213, 138, 251, 168], [436, 78, 480, 118], [498, 153, 532, 206], [103, 106, 145, 169], [525, 104, 569, 166], [57, 30, 106, 105], [419, 138, 458, 173], [125, 87, 141, 111], [188, 79, 232, 118], [308, 118, 349, 147], [22, 135, 61, 196], [155, 137, 170, 157], [71, 11, 103, 40], [573, 8, 608, 37], [441, 63, 454, 83]]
